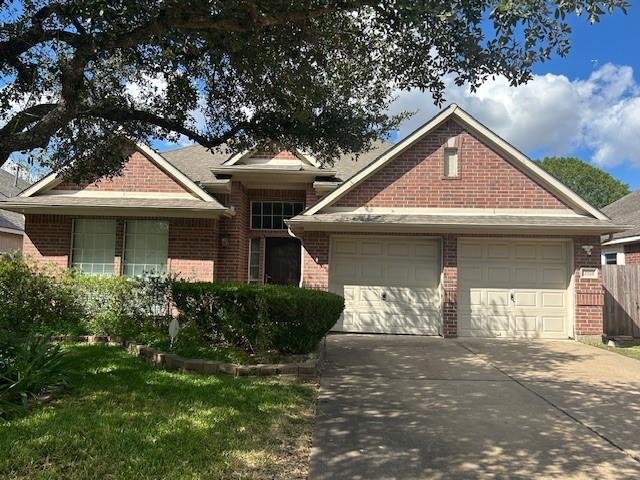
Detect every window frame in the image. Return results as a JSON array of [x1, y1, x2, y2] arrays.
[[604, 252, 618, 265], [443, 147, 459, 178], [70, 218, 117, 276], [122, 219, 170, 277], [248, 237, 262, 284], [250, 201, 304, 230]]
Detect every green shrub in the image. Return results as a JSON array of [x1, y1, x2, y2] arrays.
[[0, 254, 84, 341], [172, 282, 344, 354], [63, 273, 173, 339], [0, 336, 71, 417]]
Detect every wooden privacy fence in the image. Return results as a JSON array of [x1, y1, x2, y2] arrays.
[[603, 265, 640, 338]]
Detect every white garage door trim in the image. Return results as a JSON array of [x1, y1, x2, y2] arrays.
[[329, 235, 443, 335], [458, 237, 574, 339]]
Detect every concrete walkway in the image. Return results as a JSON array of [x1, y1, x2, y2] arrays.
[[310, 335, 640, 480]]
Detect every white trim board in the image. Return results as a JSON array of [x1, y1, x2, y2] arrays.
[[304, 104, 607, 220], [602, 235, 640, 246], [321, 207, 583, 217], [46, 190, 198, 199], [223, 148, 321, 167]]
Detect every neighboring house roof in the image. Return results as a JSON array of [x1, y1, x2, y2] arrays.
[[303, 104, 609, 221], [288, 212, 627, 234], [0, 169, 30, 197], [602, 190, 640, 244], [161, 139, 394, 184], [0, 169, 30, 234]]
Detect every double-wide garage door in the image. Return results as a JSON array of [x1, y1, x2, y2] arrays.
[[458, 239, 571, 338], [329, 236, 571, 338], [329, 236, 441, 334]]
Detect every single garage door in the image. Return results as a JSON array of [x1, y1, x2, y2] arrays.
[[329, 236, 441, 334], [458, 239, 571, 338]]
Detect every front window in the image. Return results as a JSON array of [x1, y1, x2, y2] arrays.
[[250, 201, 304, 230], [604, 252, 618, 265], [248, 238, 261, 283], [123, 220, 169, 276], [71, 219, 116, 276]]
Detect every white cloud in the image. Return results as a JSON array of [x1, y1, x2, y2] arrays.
[[388, 64, 640, 168]]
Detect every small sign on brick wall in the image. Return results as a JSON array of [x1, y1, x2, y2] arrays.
[[580, 267, 599, 279]]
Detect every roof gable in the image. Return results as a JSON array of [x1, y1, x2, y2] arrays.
[[305, 105, 607, 220], [20, 144, 222, 206], [224, 148, 319, 167]]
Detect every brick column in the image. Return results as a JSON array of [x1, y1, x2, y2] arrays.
[[22, 214, 72, 273], [442, 234, 458, 337], [574, 236, 604, 339], [301, 231, 329, 290]]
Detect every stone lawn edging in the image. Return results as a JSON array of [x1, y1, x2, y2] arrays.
[[52, 335, 322, 378]]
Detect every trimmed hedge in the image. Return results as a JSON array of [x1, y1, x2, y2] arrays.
[[171, 282, 344, 354]]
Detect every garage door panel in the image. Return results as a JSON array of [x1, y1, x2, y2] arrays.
[[487, 266, 510, 283], [361, 241, 383, 256], [415, 243, 438, 257], [387, 242, 411, 257], [515, 316, 537, 333], [515, 291, 537, 307], [333, 238, 358, 255], [330, 237, 441, 335], [542, 291, 565, 308], [487, 243, 510, 259], [515, 244, 538, 260], [361, 262, 384, 280], [487, 290, 510, 307], [514, 266, 538, 283], [542, 316, 565, 333], [541, 243, 565, 260], [459, 239, 569, 339], [459, 312, 510, 335], [542, 267, 566, 286]]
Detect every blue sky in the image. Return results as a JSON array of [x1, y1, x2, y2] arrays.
[[532, 7, 639, 188], [388, 6, 640, 189]]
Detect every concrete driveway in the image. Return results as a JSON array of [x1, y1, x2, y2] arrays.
[[310, 335, 640, 479]]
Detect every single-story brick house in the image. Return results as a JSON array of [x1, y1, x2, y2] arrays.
[[0, 105, 626, 339], [0, 169, 30, 252], [601, 190, 640, 265]]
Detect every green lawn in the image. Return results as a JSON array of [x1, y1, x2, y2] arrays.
[[587, 341, 640, 361], [0, 344, 316, 480]]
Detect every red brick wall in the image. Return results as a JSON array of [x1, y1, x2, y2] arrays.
[[334, 120, 568, 209], [442, 235, 457, 337], [300, 232, 604, 338], [216, 182, 249, 282], [22, 214, 217, 281], [300, 231, 329, 290], [56, 151, 189, 193], [168, 218, 217, 281], [573, 237, 604, 337], [624, 243, 640, 264], [23, 214, 73, 271]]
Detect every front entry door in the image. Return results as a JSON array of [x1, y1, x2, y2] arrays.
[[264, 238, 301, 286]]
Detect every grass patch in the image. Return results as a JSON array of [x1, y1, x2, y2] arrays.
[[0, 344, 316, 480], [584, 341, 640, 361], [135, 327, 316, 365]]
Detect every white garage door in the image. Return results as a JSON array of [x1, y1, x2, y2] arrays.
[[458, 239, 571, 338], [329, 236, 441, 334]]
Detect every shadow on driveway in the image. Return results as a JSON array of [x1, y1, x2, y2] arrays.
[[310, 334, 640, 480]]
